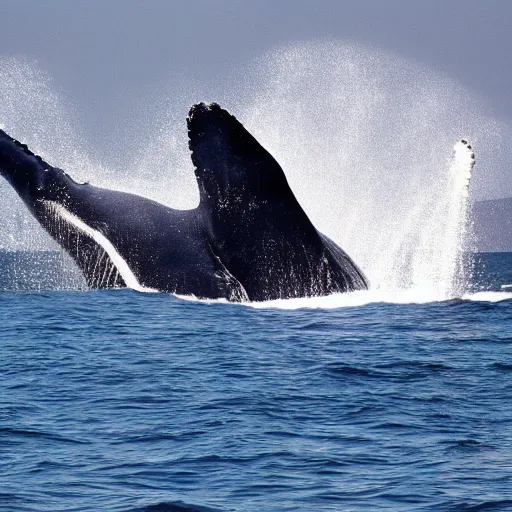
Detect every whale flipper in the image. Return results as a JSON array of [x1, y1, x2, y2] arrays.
[[188, 102, 368, 300]]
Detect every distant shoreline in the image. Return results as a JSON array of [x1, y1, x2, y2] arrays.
[[472, 197, 512, 252]]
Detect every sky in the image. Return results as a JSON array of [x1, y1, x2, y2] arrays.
[[0, 0, 510, 197]]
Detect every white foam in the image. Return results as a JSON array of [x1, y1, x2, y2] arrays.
[[245, 289, 437, 310], [243, 287, 488, 310], [173, 286, 512, 309], [462, 291, 512, 303], [49, 202, 157, 293]]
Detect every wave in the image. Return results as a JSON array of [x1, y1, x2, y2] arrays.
[[127, 501, 227, 512]]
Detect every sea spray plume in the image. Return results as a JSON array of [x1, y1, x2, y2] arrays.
[[405, 139, 476, 299], [235, 42, 498, 298], [0, 103, 368, 300], [452, 140, 477, 294], [0, 46, 508, 296], [0, 57, 107, 254]]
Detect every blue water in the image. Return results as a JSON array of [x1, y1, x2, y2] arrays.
[[2, 253, 512, 512]]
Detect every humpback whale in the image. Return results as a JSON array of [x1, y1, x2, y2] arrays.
[[0, 103, 368, 301]]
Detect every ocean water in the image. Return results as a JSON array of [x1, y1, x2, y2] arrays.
[[1, 40, 512, 512], [1, 252, 512, 512]]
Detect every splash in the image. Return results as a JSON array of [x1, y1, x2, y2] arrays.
[[227, 42, 505, 300], [0, 58, 98, 254], [0, 43, 510, 300], [405, 139, 475, 299]]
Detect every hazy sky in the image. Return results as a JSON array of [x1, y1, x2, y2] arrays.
[[1, 1, 510, 116], [0, 0, 510, 196]]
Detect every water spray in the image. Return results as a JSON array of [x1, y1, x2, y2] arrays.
[[0, 43, 507, 300]]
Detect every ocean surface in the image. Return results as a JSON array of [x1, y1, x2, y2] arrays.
[[1, 251, 512, 512]]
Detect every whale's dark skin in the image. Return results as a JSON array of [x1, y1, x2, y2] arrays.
[[0, 103, 368, 301]]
